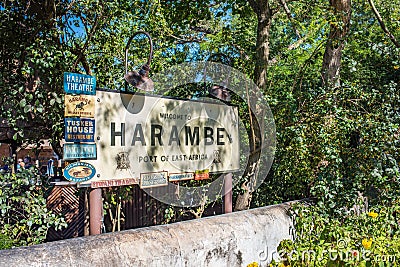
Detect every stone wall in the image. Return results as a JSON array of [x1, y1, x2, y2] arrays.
[[0, 203, 295, 267]]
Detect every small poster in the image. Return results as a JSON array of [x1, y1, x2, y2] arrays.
[[63, 143, 97, 160], [140, 171, 168, 188], [169, 172, 194, 182], [64, 162, 96, 182], [64, 72, 96, 95], [194, 169, 210, 180], [64, 95, 95, 117], [91, 178, 139, 188], [64, 118, 95, 142]]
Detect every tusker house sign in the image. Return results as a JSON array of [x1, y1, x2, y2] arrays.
[[80, 90, 239, 186]]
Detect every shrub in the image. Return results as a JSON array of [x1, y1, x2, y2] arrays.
[[0, 159, 67, 248], [275, 201, 400, 266]]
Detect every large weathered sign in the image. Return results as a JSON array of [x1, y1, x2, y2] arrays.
[[81, 90, 239, 186]]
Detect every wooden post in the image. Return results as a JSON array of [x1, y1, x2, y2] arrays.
[[224, 173, 233, 213], [89, 188, 103, 235], [209, 84, 233, 214]]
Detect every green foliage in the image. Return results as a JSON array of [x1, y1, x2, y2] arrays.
[[102, 186, 132, 232], [252, 0, 400, 208], [0, 1, 71, 146], [0, 234, 13, 250], [248, 0, 400, 263], [0, 158, 66, 248], [1, 0, 399, 244]]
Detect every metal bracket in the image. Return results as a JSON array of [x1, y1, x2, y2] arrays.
[[124, 31, 154, 91]]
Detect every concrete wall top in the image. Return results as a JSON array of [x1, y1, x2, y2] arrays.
[[0, 203, 295, 267]]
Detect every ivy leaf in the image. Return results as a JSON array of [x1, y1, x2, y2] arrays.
[[19, 99, 26, 108], [24, 104, 31, 113]]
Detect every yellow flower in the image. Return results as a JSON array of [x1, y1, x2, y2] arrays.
[[394, 65, 399, 70], [247, 262, 259, 267], [368, 211, 378, 218], [362, 238, 373, 249]]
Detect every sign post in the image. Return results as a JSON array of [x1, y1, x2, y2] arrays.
[[224, 173, 233, 213], [89, 187, 102, 235], [209, 84, 233, 213]]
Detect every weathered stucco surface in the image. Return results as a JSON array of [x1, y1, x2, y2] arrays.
[[0, 203, 294, 266]]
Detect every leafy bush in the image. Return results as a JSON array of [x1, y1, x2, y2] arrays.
[[274, 201, 400, 266], [0, 159, 67, 248], [0, 234, 13, 250]]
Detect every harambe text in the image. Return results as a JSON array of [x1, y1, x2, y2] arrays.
[[110, 122, 230, 146]]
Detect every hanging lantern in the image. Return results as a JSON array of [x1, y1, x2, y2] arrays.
[[124, 31, 154, 92]]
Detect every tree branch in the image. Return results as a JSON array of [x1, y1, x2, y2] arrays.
[[72, 2, 105, 74], [278, 0, 301, 39], [169, 33, 206, 44], [367, 0, 400, 48], [187, 195, 208, 219], [247, 0, 259, 14]]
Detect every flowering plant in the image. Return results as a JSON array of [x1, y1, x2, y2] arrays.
[[272, 201, 400, 267]]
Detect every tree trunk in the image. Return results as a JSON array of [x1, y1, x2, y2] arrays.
[[235, 0, 272, 211], [321, 0, 351, 87], [251, 0, 273, 90]]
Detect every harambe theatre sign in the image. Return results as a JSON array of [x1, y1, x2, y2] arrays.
[[81, 90, 239, 186]]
